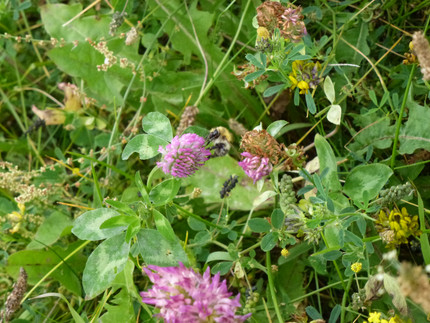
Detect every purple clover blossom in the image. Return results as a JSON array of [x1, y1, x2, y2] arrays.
[[141, 263, 251, 323], [238, 152, 273, 183], [156, 133, 211, 178]]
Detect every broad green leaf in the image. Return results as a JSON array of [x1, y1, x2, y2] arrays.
[[271, 209, 284, 229], [335, 22, 370, 65], [327, 105, 341, 125], [368, 90, 378, 106], [100, 215, 139, 229], [27, 211, 72, 249], [41, 4, 110, 42], [6, 242, 86, 296], [183, 156, 271, 211], [82, 233, 130, 299], [206, 251, 234, 263], [248, 218, 271, 233], [266, 120, 288, 138], [306, 306, 323, 320], [261, 232, 278, 252], [187, 216, 206, 231], [324, 76, 335, 104], [324, 224, 344, 248], [244, 70, 265, 83], [134, 229, 188, 266], [398, 101, 430, 154], [418, 192, 430, 265], [121, 134, 167, 160], [263, 84, 285, 98], [245, 53, 265, 69], [314, 134, 341, 192], [328, 304, 341, 323], [104, 199, 136, 216], [153, 209, 177, 243], [100, 288, 135, 323], [72, 208, 125, 241], [149, 178, 181, 206], [343, 164, 393, 203], [142, 112, 173, 142]]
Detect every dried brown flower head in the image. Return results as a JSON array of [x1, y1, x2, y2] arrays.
[[1, 267, 27, 322], [398, 262, 430, 313], [240, 129, 285, 164], [412, 31, 430, 81], [176, 106, 199, 135], [256, 1, 286, 32]]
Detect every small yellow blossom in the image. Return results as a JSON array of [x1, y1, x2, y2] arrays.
[[368, 311, 381, 323], [257, 27, 270, 41], [351, 262, 362, 273], [376, 207, 421, 247], [288, 60, 322, 94], [281, 248, 289, 257]]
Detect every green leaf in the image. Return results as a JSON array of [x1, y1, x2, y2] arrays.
[[153, 209, 177, 243], [306, 306, 323, 320], [266, 120, 288, 138], [253, 191, 277, 209], [327, 104, 341, 125], [271, 209, 284, 230], [135, 171, 150, 204], [244, 70, 265, 83], [324, 76, 335, 104], [245, 53, 265, 69], [263, 84, 285, 98], [335, 22, 370, 65], [100, 215, 139, 230], [121, 134, 167, 160], [206, 251, 234, 263], [328, 304, 341, 323], [104, 199, 136, 216], [82, 233, 130, 299], [72, 208, 126, 241], [325, 224, 344, 248], [187, 216, 206, 231], [261, 232, 278, 252], [368, 90, 378, 106], [183, 156, 270, 211], [149, 178, 181, 206], [343, 164, 393, 203], [398, 101, 430, 154], [134, 229, 189, 266], [142, 112, 173, 142], [305, 92, 316, 114], [314, 134, 341, 192], [383, 273, 408, 315], [6, 242, 86, 296], [27, 211, 72, 249], [248, 218, 271, 233], [100, 288, 135, 323], [418, 192, 430, 265]]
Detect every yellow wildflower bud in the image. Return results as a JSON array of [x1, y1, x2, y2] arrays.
[[297, 80, 310, 94], [281, 248, 289, 257], [257, 27, 270, 41], [351, 262, 362, 273]]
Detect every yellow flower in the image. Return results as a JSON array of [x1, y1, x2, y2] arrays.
[[376, 207, 421, 247], [257, 27, 270, 41], [351, 262, 362, 273], [288, 60, 322, 94], [368, 312, 381, 323], [281, 248, 289, 257]]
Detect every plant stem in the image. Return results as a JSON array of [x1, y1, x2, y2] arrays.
[[390, 64, 416, 169], [340, 275, 353, 323], [266, 252, 283, 323]]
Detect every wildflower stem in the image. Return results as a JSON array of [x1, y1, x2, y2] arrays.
[[266, 252, 283, 323], [340, 275, 353, 323], [390, 64, 416, 169]]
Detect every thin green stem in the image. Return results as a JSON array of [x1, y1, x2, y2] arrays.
[[390, 64, 416, 169], [340, 275, 353, 323], [266, 252, 283, 323]]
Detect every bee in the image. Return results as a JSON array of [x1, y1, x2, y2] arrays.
[[206, 126, 233, 158]]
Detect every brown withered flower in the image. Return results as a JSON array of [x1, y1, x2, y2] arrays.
[[176, 106, 199, 135], [256, 1, 286, 33], [240, 129, 285, 165]]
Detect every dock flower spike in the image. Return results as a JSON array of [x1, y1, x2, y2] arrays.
[[156, 133, 211, 178], [141, 263, 251, 323]]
